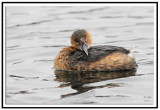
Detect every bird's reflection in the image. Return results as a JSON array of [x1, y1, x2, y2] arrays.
[[54, 70, 136, 98]]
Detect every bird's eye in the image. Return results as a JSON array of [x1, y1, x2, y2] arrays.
[[75, 39, 78, 42]]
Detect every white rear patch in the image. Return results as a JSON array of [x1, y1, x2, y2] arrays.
[[128, 53, 134, 58]]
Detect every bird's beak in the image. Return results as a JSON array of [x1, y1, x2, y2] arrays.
[[80, 39, 88, 55]]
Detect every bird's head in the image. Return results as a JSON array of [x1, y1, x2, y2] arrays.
[[70, 29, 92, 55]]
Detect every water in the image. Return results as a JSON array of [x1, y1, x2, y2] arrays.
[[6, 6, 154, 105]]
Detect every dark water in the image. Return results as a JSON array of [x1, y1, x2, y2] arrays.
[[6, 6, 154, 105]]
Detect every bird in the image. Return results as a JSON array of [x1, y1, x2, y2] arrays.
[[54, 29, 137, 71]]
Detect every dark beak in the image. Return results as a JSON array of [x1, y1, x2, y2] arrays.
[[80, 39, 88, 55]]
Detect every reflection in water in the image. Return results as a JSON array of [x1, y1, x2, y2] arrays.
[[54, 70, 136, 98]]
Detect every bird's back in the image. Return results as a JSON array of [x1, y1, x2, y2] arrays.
[[54, 45, 137, 71], [71, 45, 130, 62]]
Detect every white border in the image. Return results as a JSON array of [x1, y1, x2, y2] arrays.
[[153, 4, 157, 108], [3, 2, 6, 108], [2, 2, 157, 108], [3, 3, 156, 6]]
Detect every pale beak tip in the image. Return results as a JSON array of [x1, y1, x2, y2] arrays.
[[83, 47, 88, 56], [85, 51, 88, 56]]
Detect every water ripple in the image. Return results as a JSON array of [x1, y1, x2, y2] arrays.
[[127, 15, 151, 19], [8, 20, 51, 28], [13, 61, 23, 65], [138, 60, 153, 65], [67, 7, 109, 14], [42, 45, 67, 48], [106, 38, 151, 43], [11, 12, 29, 15], [96, 95, 129, 98], [105, 35, 118, 38], [7, 45, 20, 49], [136, 22, 153, 26], [8, 90, 34, 95], [34, 59, 53, 63], [9, 75, 39, 79], [58, 29, 73, 32], [100, 16, 124, 19]]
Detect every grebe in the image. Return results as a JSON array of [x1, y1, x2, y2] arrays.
[[54, 29, 137, 71]]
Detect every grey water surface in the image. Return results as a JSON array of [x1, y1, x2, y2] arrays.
[[6, 6, 154, 105]]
